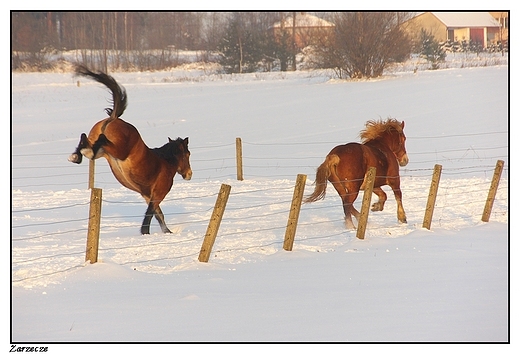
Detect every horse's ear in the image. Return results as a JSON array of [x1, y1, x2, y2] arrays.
[[184, 137, 189, 145], [401, 121, 405, 129], [168, 137, 172, 142]]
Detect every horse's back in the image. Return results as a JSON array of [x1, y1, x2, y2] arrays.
[[329, 142, 393, 179], [88, 117, 168, 195], [330, 142, 363, 156], [89, 117, 141, 145], [330, 142, 366, 167], [328, 143, 367, 180]]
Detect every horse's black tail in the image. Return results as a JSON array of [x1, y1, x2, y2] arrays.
[[74, 64, 127, 121]]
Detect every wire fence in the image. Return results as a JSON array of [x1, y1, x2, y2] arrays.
[[11, 132, 508, 286], [11, 130, 508, 187]]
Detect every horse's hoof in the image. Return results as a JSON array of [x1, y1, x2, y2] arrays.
[[371, 202, 383, 212], [68, 153, 82, 164], [344, 220, 357, 230]]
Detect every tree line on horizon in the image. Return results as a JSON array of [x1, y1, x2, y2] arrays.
[[13, 11, 445, 78]]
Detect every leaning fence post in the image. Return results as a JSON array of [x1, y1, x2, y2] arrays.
[[482, 160, 504, 222], [283, 174, 307, 251], [85, 187, 102, 264], [423, 164, 443, 230], [198, 184, 232, 262], [236, 137, 243, 181], [88, 159, 95, 189], [356, 167, 376, 240]]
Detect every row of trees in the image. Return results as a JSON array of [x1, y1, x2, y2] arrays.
[[12, 12, 225, 72], [13, 11, 426, 78]]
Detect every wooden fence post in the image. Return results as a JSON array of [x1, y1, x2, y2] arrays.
[[236, 137, 243, 181], [356, 167, 376, 240], [482, 160, 505, 222], [85, 187, 102, 264], [283, 174, 307, 251], [423, 164, 443, 230], [198, 184, 232, 262], [88, 159, 95, 189]]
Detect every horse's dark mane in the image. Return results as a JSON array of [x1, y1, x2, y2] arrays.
[[152, 138, 185, 165], [360, 118, 403, 143]]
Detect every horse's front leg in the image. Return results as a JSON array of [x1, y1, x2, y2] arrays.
[[141, 202, 155, 235], [68, 133, 90, 164], [154, 205, 172, 234], [142, 202, 172, 234], [392, 187, 407, 224]]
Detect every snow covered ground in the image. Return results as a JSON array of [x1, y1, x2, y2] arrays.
[[11, 55, 510, 350]]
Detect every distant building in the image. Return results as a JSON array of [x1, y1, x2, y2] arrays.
[[272, 12, 335, 49], [489, 11, 509, 43], [406, 12, 505, 48]]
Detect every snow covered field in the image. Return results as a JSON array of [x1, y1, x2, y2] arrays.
[[11, 56, 510, 349]]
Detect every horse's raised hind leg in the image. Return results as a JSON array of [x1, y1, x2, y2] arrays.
[[154, 206, 172, 234], [68, 133, 90, 164], [68, 133, 109, 164], [371, 187, 387, 212], [91, 133, 110, 159]]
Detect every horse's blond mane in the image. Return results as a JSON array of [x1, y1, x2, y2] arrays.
[[360, 118, 403, 143]]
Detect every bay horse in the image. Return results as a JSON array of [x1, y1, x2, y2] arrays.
[[305, 119, 408, 229], [68, 65, 192, 235]]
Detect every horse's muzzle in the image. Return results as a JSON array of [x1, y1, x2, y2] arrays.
[[399, 154, 409, 167], [182, 169, 193, 180]]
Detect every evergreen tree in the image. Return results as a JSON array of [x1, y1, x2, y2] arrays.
[[217, 17, 265, 74], [420, 29, 446, 70]]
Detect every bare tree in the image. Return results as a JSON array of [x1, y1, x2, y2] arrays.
[[315, 12, 414, 79]]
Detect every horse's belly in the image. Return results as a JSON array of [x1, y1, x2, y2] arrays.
[[106, 156, 142, 193]]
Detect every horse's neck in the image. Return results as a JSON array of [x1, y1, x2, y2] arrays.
[[365, 139, 394, 155], [365, 138, 389, 150], [152, 145, 178, 165]]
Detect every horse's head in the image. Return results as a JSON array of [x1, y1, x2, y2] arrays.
[[392, 121, 409, 167], [361, 119, 409, 167], [169, 137, 193, 180]]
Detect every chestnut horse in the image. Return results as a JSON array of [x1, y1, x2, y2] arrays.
[[305, 119, 408, 229], [68, 65, 192, 234]]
